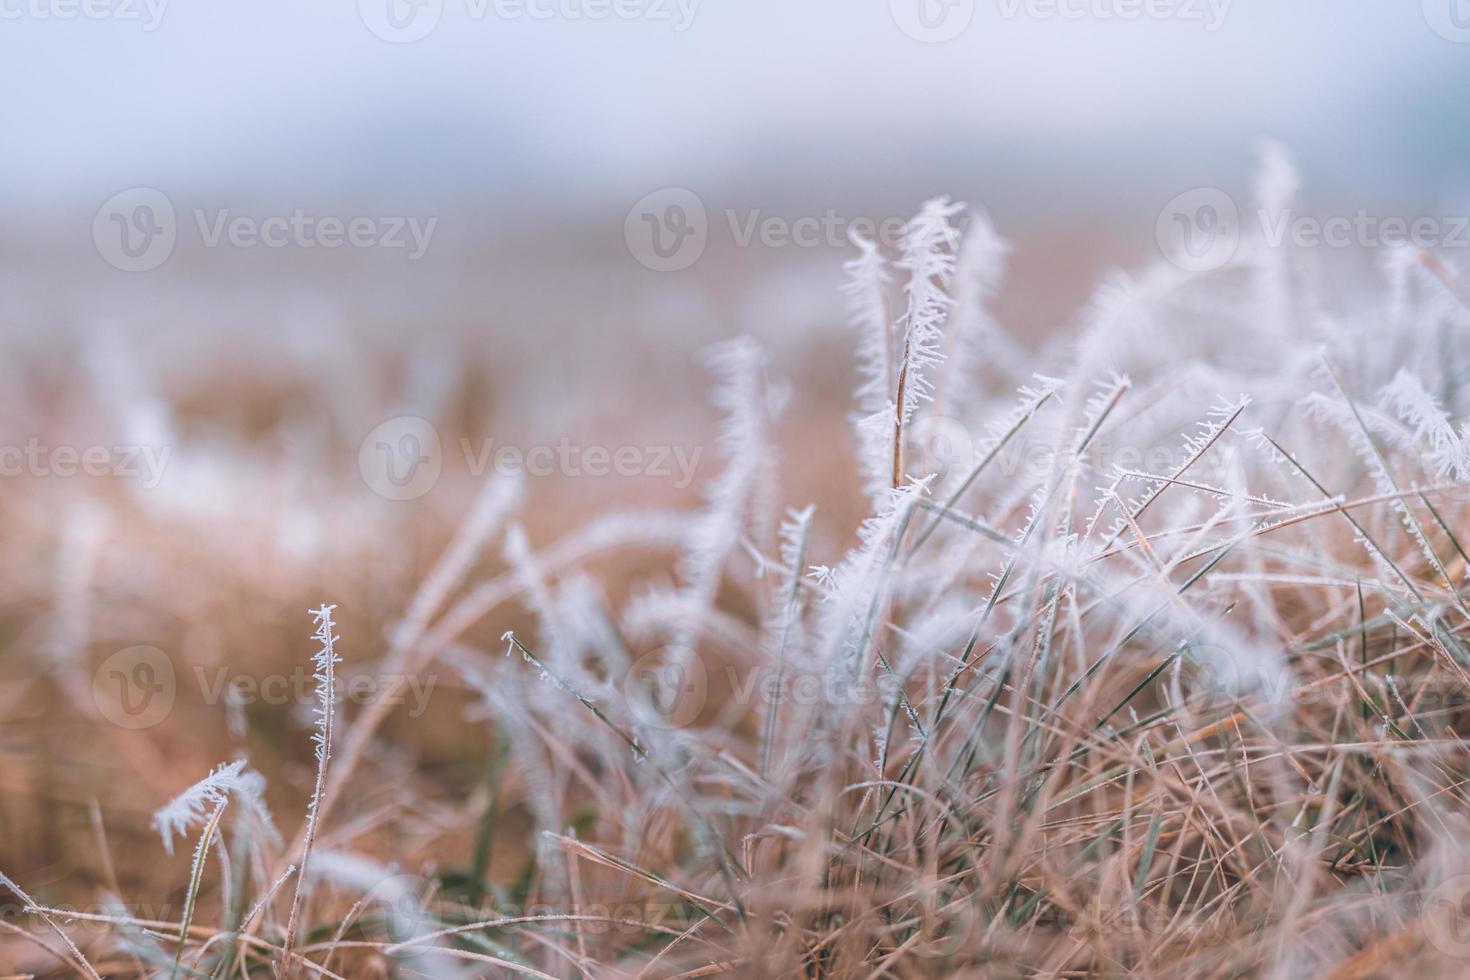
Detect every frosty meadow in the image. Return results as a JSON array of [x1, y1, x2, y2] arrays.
[[8, 144, 1470, 977]]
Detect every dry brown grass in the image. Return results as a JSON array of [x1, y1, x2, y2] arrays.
[[5, 197, 1470, 979]]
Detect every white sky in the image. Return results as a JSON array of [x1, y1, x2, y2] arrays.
[[1, 0, 1467, 206]]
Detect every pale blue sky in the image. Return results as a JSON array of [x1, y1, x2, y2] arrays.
[[1, 1, 1466, 209]]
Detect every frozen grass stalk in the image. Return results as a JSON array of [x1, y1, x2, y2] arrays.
[[278, 604, 340, 978]]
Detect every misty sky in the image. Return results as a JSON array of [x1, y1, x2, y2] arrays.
[[2, 1, 1468, 210]]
